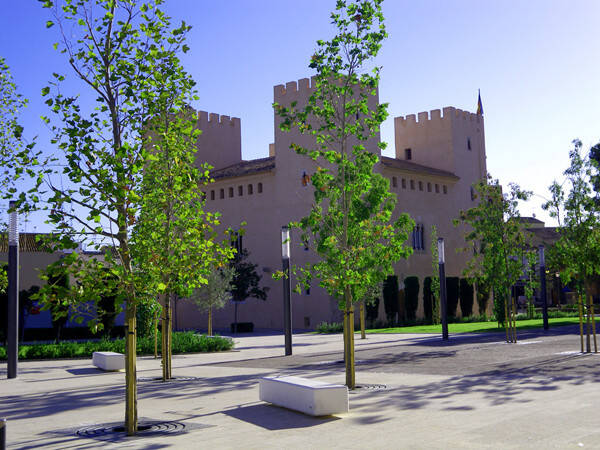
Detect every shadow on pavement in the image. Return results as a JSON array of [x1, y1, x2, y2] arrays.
[[223, 403, 341, 430]]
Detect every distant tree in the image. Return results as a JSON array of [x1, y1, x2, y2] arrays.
[[230, 248, 268, 333], [543, 139, 600, 352], [274, 0, 413, 389], [404, 276, 419, 321], [191, 265, 235, 336], [456, 176, 537, 342]]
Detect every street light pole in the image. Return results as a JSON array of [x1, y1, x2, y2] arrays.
[[281, 226, 292, 356], [438, 238, 448, 340], [7, 201, 19, 379], [539, 245, 548, 331]]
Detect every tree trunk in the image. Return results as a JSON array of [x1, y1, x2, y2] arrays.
[[504, 291, 510, 343], [124, 302, 137, 435], [511, 292, 517, 343], [343, 288, 355, 389], [360, 302, 366, 339], [161, 293, 172, 381], [590, 296, 597, 353], [208, 306, 212, 337], [154, 308, 159, 359], [234, 301, 238, 334], [578, 294, 584, 353], [586, 294, 591, 353]]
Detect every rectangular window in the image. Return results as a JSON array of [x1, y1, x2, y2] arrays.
[[405, 148, 412, 160], [238, 185, 243, 196], [258, 182, 263, 193], [210, 190, 215, 201], [392, 176, 397, 188], [412, 224, 425, 250], [443, 185, 447, 194], [228, 187, 234, 198], [427, 182, 431, 192], [410, 180, 415, 190], [220, 188, 225, 199], [418, 181, 423, 191], [467, 137, 472, 151], [435, 184, 439, 193], [248, 184, 253, 195], [401, 178, 406, 189]]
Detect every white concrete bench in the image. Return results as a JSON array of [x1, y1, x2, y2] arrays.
[[259, 376, 348, 416], [92, 351, 125, 371]]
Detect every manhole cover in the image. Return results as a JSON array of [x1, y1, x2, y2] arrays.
[[138, 376, 201, 383], [353, 383, 387, 391], [76, 420, 186, 438]]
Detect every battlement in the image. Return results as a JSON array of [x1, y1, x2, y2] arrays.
[[274, 77, 318, 99], [197, 110, 240, 128], [395, 107, 481, 127]]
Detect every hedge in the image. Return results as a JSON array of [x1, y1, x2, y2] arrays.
[[0, 331, 233, 360], [404, 276, 420, 321], [446, 277, 460, 317], [459, 278, 474, 317]]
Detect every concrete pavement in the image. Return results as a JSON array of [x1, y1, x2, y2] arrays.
[[1, 327, 600, 449]]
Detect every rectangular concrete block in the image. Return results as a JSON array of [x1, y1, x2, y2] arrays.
[[92, 351, 125, 371], [259, 376, 348, 416]]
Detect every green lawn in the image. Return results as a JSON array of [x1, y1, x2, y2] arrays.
[[364, 317, 583, 334]]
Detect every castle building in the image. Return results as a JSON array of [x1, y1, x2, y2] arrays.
[[174, 77, 487, 331]]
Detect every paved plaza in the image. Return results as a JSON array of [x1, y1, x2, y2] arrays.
[[1, 325, 600, 449]]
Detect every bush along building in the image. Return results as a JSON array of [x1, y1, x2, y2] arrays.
[[175, 77, 488, 331]]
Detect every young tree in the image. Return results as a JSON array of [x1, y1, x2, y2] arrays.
[[132, 103, 235, 381], [274, 0, 414, 388], [457, 176, 537, 342], [429, 225, 440, 325], [190, 265, 235, 336], [230, 247, 269, 333], [31, 0, 196, 434], [543, 139, 600, 352]]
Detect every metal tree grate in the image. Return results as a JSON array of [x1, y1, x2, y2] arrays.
[[76, 420, 186, 438]]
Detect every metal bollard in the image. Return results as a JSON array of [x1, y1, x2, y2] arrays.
[[0, 418, 6, 450]]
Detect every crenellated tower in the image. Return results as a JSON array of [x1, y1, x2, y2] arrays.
[[195, 110, 242, 170]]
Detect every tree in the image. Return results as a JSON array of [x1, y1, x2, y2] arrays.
[[190, 265, 235, 336], [429, 225, 440, 325], [230, 247, 269, 333], [29, 0, 196, 434], [274, 0, 414, 388], [457, 176, 537, 342], [0, 263, 6, 295], [543, 139, 600, 352], [132, 98, 235, 381]]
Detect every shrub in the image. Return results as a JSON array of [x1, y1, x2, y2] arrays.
[[0, 331, 233, 360], [446, 277, 459, 317], [136, 299, 161, 338], [315, 321, 344, 333], [423, 277, 433, 322], [404, 276, 419, 320], [459, 278, 474, 317], [383, 276, 399, 324], [476, 281, 491, 317], [365, 297, 380, 321]]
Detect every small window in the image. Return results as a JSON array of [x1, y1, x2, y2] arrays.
[[467, 137, 472, 151], [418, 181, 423, 191], [401, 178, 406, 189], [443, 185, 447, 194], [470, 186, 476, 201], [435, 184, 439, 193], [228, 187, 234, 198], [427, 182, 432, 192], [238, 185, 243, 196], [304, 316, 311, 327], [405, 148, 412, 160], [258, 182, 263, 193], [305, 288, 311, 296], [210, 190, 215, 201], [392, 176, 397, 188], [410, 180, 415, 190], [220, 188, 225, 199], [248, 184, 253, 195]]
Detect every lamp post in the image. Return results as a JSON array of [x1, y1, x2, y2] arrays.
[[438, 238, 448, 340], [539, 245, 548, 330], [281, 226, 292, 356], [7, 201, 19, 379]]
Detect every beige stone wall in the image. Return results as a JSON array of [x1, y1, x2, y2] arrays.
[[176, 79, 487, 332]]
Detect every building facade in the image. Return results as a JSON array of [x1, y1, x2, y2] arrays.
[[174, 77, 488, 331]]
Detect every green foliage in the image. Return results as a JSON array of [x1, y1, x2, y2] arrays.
[[274, 0, 413, 312], [191, 265, 235, 312], [315, 321, 344, 333], [136, 298, 161, 339], [0, 332, 233, 360], [429, 225, 440, 324], [543, 139, 600, 296], [446, 277, 459, 317], [476, 280, 491, 317], [0, 263, 6, 296], [382, 275, 399, 323], [456, 176, 537, 326], [459, 278, 474, 317], [404, 276, 419, 320], [231, 248, 268, 302]]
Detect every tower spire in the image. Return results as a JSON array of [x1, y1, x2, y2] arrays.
[[476, 89, 484, 115]]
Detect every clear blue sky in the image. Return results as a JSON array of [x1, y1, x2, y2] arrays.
[[1, 0, 599, 229]]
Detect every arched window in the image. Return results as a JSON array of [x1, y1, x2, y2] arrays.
[[258, 182, 263, 193], [248, 184, 253, 195]]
